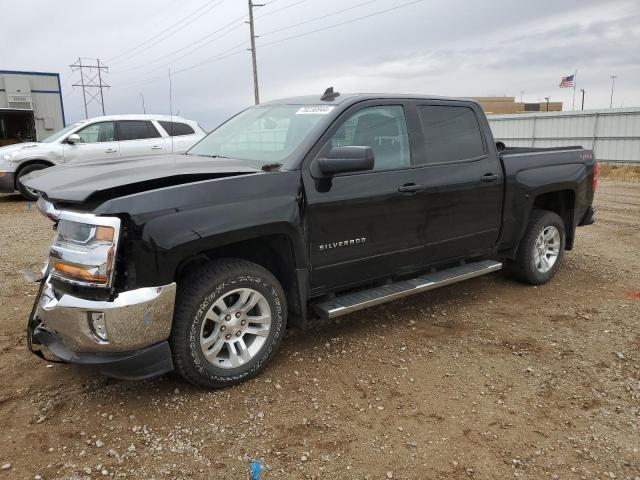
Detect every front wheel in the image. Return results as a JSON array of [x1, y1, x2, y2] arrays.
[[170, 259, 287, 388], [17, 163, 49, 201], [510, 209, 566, 285]]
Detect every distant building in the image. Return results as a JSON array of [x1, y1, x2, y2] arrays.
[[472, 96, 562, 114], [0, 70, 65, 146]]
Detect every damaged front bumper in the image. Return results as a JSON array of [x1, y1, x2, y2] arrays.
[[28, 278, 177, 380]]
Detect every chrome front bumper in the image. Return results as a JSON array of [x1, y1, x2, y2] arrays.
[[36, 279, 177, 353]]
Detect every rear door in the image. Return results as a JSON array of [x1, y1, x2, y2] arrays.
[[302, 100, 430, 293], [62, 121, 119, 162], [408, 100, 503, 262], [116, 120, 167, 157], [157, 120, 203, 153]]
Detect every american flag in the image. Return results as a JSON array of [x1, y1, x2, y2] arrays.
[[559, 74, 575, 88]]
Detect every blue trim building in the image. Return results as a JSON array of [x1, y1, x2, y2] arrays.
[[0, 70, 66, 141]]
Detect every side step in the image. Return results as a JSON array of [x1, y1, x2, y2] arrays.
[[314, 259, 502, 319]]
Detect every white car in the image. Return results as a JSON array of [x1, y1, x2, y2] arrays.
[[0, 114, 206, 200]]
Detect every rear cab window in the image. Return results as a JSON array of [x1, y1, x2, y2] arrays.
[[158, 121, 196, 136], [117, 121, 161, 141], [415, 105, 485, 164]]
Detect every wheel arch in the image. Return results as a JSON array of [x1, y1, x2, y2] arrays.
[[531, 189, 576, 250], [173, 232, 309, 329], [15, 159, 55, 188]]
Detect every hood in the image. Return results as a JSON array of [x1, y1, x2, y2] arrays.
[[0, 142, 43, 155], [22, 153, 263, 204]]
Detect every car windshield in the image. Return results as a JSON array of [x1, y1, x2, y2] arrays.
[[40, 123, 83, 143], [188, 105, 333, 165]]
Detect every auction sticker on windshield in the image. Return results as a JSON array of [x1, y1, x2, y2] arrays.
[[296, 105, 335, 115]]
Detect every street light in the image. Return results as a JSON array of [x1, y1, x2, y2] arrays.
[[544, 97, 550, 112], [580, 89, 585, 110]]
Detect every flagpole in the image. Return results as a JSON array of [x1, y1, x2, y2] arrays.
[[572, 69, 577, 110]]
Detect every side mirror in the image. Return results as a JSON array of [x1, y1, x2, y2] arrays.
[[66, 134, 81, 144], [495, 141, 506, 153], [315, 146, 374, 176]]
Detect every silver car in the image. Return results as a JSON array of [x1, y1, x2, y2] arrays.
[[0, 114, 205, 200]]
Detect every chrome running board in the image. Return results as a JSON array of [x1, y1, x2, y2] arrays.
[[314, 259, 502, 319]]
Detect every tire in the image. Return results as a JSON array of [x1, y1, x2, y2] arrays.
[[16, 163, 49, 201], [510, 209, 566, 285], [170, 258, 287, 388]]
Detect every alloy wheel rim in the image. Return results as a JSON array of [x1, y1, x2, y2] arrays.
[[199, 287, 272, 369], [533, 225, 560, 273]]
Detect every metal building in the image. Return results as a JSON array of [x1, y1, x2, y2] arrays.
[[488, 107, 640, 164], [0, 70, 65, 146]]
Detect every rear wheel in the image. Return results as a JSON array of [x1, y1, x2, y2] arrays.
[[170, 259, 287, 388], [510, 209, 566, 285], [16, 163, 49, 201]]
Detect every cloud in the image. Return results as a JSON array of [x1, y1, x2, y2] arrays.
[[2, 0, 638, 126]]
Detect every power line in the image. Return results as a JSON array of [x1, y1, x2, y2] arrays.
[[255, 0, 309, 19], [107, 0, 226, 65], [114, 15, 247, 75], [127, 43, 248, 86], [260, 0, 380, 38], [125, 0, 426, 87], [258, 0, 426, 48], [114, 0, 308, 78]]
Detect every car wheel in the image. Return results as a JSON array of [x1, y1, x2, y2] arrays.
[[170, 258, 287, 388], [16, 163, 49, 201], [511, 209, 566, 285]]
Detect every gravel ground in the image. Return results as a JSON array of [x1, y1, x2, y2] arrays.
[[0, 180, 638, 480]]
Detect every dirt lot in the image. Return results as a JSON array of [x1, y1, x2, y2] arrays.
[[0, 180, 638, 480]]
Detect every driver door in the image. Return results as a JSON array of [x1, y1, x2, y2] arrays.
[[302, 101, 429, 294], [62, 121, 120, 163]]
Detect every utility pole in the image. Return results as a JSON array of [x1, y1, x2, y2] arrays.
[[139, 93, 146, 114], [544, 96, 550, 112], [520, 91, 524, 103], [580, 89, 585, 110], [70, 58, 109, 118], [609, 75, 617, 109], [247, 0, 263, 105]]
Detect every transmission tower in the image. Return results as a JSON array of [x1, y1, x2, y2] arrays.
[[70, 58, 110, 118]]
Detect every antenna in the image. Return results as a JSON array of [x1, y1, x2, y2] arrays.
[[169, 68, 175, 155], [320, 87, 340, 102]]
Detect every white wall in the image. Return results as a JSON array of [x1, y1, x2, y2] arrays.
[[0, 71, 65, 140], [488, 108, 640, 164]]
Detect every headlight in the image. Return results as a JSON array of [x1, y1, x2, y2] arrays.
[[48, 211, 121, 288]]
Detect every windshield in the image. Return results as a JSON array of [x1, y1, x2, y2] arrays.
[[188, 105, 333, 165], [40, 123, 83, 143]]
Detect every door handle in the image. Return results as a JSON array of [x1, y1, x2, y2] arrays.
[[481, 173, 499, 183], [105, 148, 117, 153], [150, 145, 163, 150], [398, 183, 424, 194]]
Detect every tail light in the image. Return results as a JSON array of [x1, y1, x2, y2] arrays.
[[592, 160, 599, 192]]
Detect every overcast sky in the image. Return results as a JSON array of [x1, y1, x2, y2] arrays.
[[2, 0, 639, 129]]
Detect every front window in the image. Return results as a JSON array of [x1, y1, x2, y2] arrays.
[[40, 123, 82, 143], [75, 122, 117, 143], [188, 105, 333, 165], [326, 105, 410, 171]]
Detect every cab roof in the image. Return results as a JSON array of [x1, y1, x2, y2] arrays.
[[261, 93, 481, 108]]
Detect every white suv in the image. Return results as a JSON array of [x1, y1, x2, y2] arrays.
[[0, 114, 206, 200]]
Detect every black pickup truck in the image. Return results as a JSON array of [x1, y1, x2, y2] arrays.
[[24, 91, 597, 388]]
